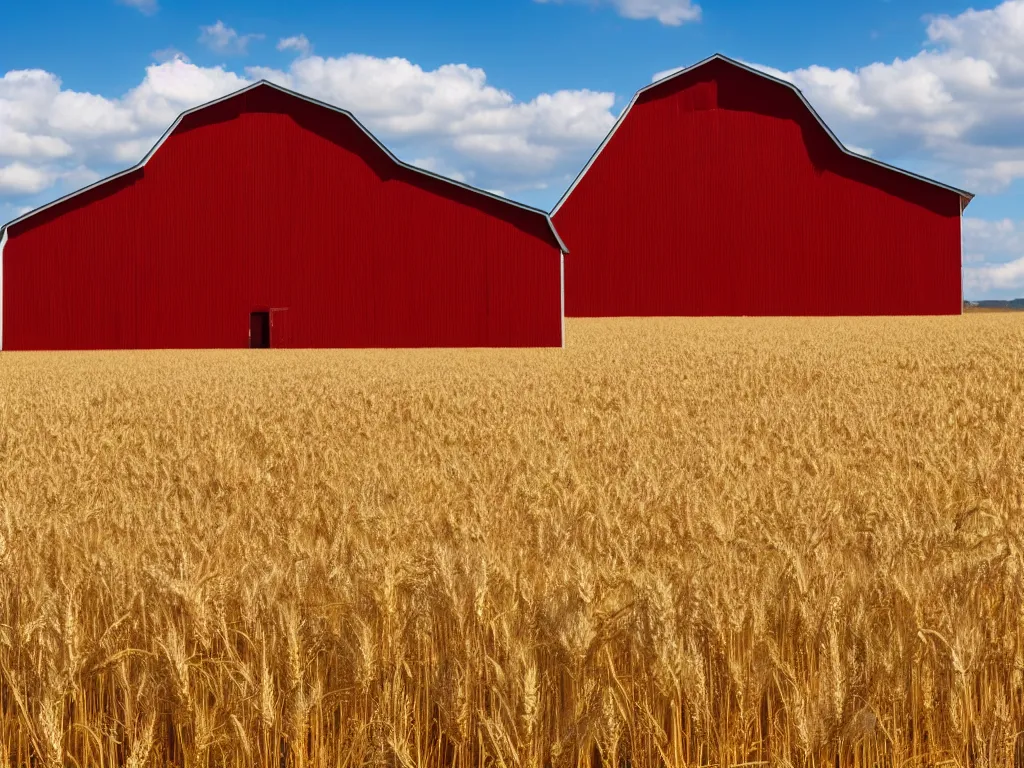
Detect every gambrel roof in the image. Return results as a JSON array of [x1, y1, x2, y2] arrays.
[[551, 53, 974, 216], [1, 80, 568, 251]]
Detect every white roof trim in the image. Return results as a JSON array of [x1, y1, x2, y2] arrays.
[[551, 53, 974, 216], [0, 79, 568, 253]]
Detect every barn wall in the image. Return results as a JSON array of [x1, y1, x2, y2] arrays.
[[553, 60, 964, 317], [2, 87, 562, 350]]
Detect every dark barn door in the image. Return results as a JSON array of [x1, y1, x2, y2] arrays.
[[249, 311, 270, 348]]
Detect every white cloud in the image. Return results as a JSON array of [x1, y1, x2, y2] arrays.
[[964, 258, 1024, 294], [613, 0, 701, 24], [925, 3, 1024, 81], [0, 58, 248, 202], [60, 166, 103, 189], [109, 137, 160, 164], [0, 162, 53, 195], [117, 0, 158, 15], [964, 254, 1024, 294], [121, 59, 248, 128], [0, 124, 72, 159], [277, 35, 312, 58], [409, 157, 470, 183], [199, 21, 265, 56], [249, 56, 513, 134], [964, 217, 1024, 260], [537, 0, 700, 25], [48, 91, 135, 138], [453, 134, 560, 173], [152, 48, 190, 64], [963, 218, 1024, 296]]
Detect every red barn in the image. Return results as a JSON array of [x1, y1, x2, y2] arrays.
[[0, 81, 567, 350], [552, 54, 974, 317]]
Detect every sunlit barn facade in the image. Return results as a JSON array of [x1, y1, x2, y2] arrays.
[[0, 82, 567, 350], [552, 54, 973, 317]]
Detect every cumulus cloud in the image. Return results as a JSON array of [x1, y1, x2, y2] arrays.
[[0, 49, 615, 220], [117, 0, 158, 15], [965, 258, 1024, 295], [123, 59, 249, 127], [199, 21, 265, 56], [0, 124, 73, 159], [963, 217, 1024, 262], [962, 218, 1024, 296], [0, 163, 100, 199], [536, 0, 700, 25], [152, 48, 190, 64], [277, 35, 313, 57], [0, 162, 54, 195], [0, 59, 248, 203]]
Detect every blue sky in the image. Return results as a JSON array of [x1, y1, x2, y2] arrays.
[[2, 0, 1023, 297]]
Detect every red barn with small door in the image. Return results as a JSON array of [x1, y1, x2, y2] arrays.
[[552, 54, 974, 317], [0, 82, 567, 350]]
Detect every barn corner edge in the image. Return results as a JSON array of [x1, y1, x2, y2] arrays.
[[560, 249, 566, 349]]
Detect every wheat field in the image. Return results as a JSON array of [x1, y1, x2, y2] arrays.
[[0, 316, 1022, 768]]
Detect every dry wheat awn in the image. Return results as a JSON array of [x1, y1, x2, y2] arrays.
[[0, 316, 1022, 767]]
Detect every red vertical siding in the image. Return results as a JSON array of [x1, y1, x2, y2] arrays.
[[2, 86, 562, 350], [553, 59, 964, 317]]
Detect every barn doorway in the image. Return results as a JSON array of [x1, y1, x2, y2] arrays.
[[249, 311, 270, 348]]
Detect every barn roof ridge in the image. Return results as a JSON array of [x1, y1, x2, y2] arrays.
[[550, 52, 974, 216], [0, 79, 568, 253]]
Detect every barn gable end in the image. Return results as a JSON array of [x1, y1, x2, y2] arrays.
[[0, 82, 567, 350], [552, 54, 973, 317]]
